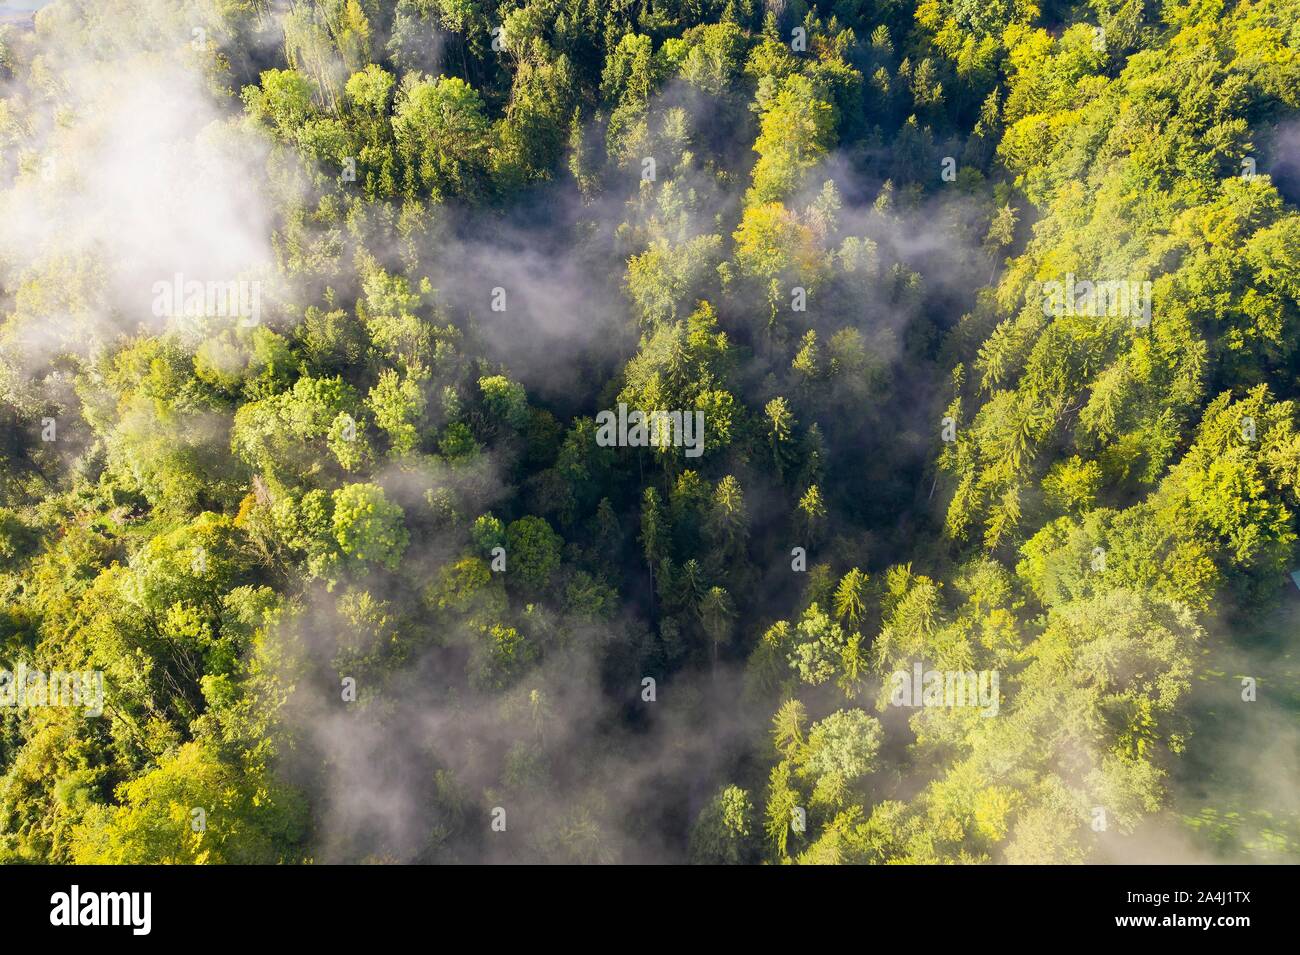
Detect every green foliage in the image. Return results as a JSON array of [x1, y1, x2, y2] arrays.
[[70, 742, 307, 864], [688, 785, 756, 864], [0, 0, 1296, 868], [393, 75, 492, 200], [504, 516, 562, 593], [747, 74, 836, 205], [331, 483, 408, 570]]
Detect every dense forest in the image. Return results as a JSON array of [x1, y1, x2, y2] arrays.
[[0, 0, 1297, 864]]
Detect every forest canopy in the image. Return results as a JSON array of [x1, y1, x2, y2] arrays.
[[0, 0, 1297, 864]]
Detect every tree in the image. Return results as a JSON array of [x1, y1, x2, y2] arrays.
[[393, 75, 492, 200], [70, 743, 307, 864], [832, 568, 869, 630], [331, 483, 409, 570], [764, 397, 798, 478], [232, 376, 371, 487], [243, 69, 315, 139], [699, 585, 735, 675], [747, 74, 835, 205], [688, 785, 756, 864], [367, 367, 427, 455], [706, 474, 749, 559], [787, 604, 849, 687], [802, 709, 882, 786], [505, 516, 563, 593]]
